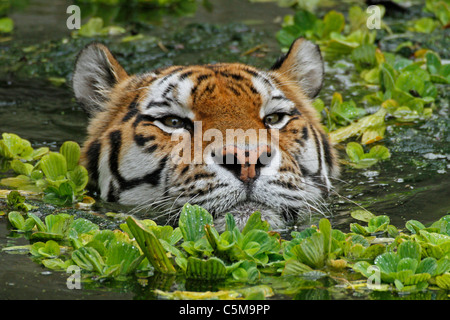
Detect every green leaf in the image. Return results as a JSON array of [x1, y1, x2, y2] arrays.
[[77, 17, 104, 37], [406, 220, 426, 234], [60, 141, 81, 171], [126, 216, 176, 274], [67, 165, 89, 192], [319, 218, 332, 256], [291, 232, 325, 269], [70, 218, 99, 237], [367, 145, 390, 161], [37, 240, 61, 258], [351, 210, 377, 223], [31, 147, 49, 160], [293, 9, 317, 34], [395, 71, 425, 96], [1, 175, 42, 193], [225, 213, 236, 232], [413, 17, 437, 33], [10, 159, 34, 176], [375, 252, 400, 275], [350, 223, 369, 236], [397, 258, 418, 273], [27, 212, 47, 232], [276, 27, 300, 48], [351, 44, 377, 69], [105, 241, 143, 276], [29, 232, 64, 241], [242, 211, 270, 235], [72, 247, 104, 273], [321, 11, 345, 39], [436, 273, 450, 290], [8, 211, 27, 231], [45, 213, 74, 237], [416, 257, 438, 276], [368, 215, 390, 233], [379, 62, 396, 95], [40, 152, 67, 182], [282, 259, 313, 276], [346, 142, 364, 162], [0, 133, 34, 160], [186, 257, 227, 280], [0, 17, 14, 33], [398, 240, 421, 261], [425, 51, 441, 75], [178, 203, 213, 242]]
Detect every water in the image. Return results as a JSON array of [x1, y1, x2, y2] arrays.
[[0, 0, 449, 300]]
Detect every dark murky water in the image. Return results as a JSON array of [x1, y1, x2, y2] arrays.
[[0, 0, 449, 300]]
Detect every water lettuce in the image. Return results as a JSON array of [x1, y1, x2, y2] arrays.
[[0, 137, 90, 206]]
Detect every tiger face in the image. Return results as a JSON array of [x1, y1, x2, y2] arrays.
[[73, 38, 339, 230]]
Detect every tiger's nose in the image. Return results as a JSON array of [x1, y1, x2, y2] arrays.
[[216, 145, 272, 182]]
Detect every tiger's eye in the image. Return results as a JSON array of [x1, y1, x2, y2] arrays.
[[162, 116, 185, 128], [264, 113, 282, 126]]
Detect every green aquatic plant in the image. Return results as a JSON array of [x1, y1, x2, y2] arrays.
[[3, 203, 450, 297], [6, 190, 36, 212], [352, 214, 450, 291], [0, 133, 48, 162], [73, 17, 126, 38], [345, 142, 390, 169], [0, 136, 90, 206], [7, 211, 36, 232]]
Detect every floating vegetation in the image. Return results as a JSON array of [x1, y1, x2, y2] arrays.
[[2, 202, 450, 298], [0, 134, 92, 207]]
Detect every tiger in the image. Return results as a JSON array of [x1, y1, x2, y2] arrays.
[[72, 37, 339, 230]]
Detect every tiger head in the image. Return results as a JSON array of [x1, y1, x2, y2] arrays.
[[73, 38, 339, 230]]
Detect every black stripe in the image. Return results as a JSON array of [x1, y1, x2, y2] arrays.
[[219, 72, 243, 81], [191, 74, 212, 96], [295, 139, 304, 147], [197, 74, 211, 83], [320, 132, 333, 169], [107, 181, 118, 202], [122, 100, 139, 122], [249, 85, 259, 94], [162, 84, 176, 98], [107, 129, 168, 192], [142, 156, 167, 186], [226, 85, 241, 96], [194, 172, 216, 180], [145, 100, 170, 109], [310, 124, 322, 175], [302, 126, 309, 140], [109, 130, 126, 186], [179, 70, 193, 80], [241, 68, 259, 77], [133, 114, 156, 127], [146, 144, 158, 154], [134, 134, 156, 146], [86, 140, 101, 184], [180, 165, 189, 175]]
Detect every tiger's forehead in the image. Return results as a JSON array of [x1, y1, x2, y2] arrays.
[[138, 63, 294, 121]]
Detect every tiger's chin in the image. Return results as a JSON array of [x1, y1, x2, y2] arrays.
[[212, 201, 285, 232]]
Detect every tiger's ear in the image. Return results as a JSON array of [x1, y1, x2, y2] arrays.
[[72, 42, 128, 116], [271, 38, 324, 99]]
